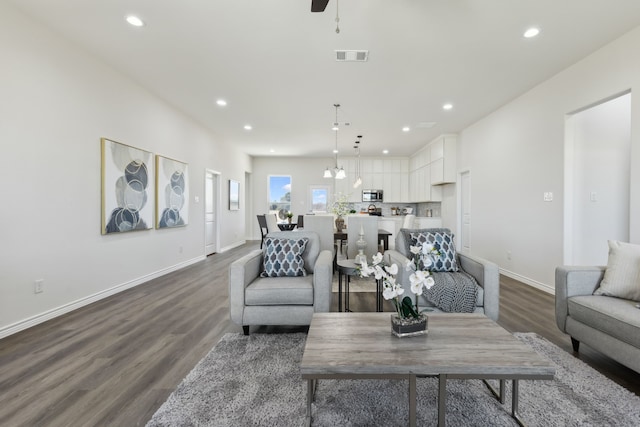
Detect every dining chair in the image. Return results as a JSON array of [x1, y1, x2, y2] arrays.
[[257, 215, 268, 248], [402, 214, 416, 229], [265, 213, 279, 233], [296, 215, 304, 229]]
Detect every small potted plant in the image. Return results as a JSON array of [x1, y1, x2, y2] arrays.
[[360, 243, 440, 337], [285, 211, 294, 224]]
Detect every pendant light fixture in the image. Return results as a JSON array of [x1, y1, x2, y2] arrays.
[[324, 104, 346, 179], [353, 135, 362, 188]]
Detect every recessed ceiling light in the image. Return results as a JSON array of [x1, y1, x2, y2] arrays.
[[269, 149, 275, 153], [125, 15, 145, 27], [382, 149, 389, 154], [443, 103, 453, 110], [402, 127, 410, 132], [332, 126, 339, 131], [524, 27, 540, 38], [216, 99, 227, 107], [244, 125, 252, 130], [333, 149, 339, 154]]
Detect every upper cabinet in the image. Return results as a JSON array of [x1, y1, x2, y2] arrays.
[[408, 134, 457, 202], [429, 134, 457, 185]]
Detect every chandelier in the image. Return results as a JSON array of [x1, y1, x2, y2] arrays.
[[323, 103, 346, 179]]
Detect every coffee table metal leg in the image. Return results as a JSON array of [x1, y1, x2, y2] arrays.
[[483, 379, 506, 404], [438, 374, 446, 427], [306, 379, 315, 425], [512, 379, 527, 427], [409, 375, 416, 427]]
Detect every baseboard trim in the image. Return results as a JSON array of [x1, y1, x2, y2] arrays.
[[0, 256, 205, 339], [500, 268, 554, 295], [219, 240, 246, 253]]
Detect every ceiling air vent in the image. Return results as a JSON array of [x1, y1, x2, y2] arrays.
[[335, 50, 369, 62]]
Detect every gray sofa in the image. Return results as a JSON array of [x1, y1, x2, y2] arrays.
[[229, 231, 333, 335], [555, 266, 640, 373], [384, 229, 500, 321]]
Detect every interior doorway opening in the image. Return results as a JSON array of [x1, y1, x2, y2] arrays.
[[564, 91, 631, 265]]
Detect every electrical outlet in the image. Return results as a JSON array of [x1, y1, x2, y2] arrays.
[[34, 279, 44, 294], [179, 246, 183, 254], [543, 192, 553, 202], [506, 251, 512, 261]]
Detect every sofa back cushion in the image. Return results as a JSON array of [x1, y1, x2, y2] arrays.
[[260, 237, 308, 277], [594, 240, 640, 301], [264, 230, 321, 274], [398, 228, 459, 272]]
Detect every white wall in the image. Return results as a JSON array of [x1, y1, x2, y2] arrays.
[[0, 3, 251, 336], [458, 26, 640, 292]]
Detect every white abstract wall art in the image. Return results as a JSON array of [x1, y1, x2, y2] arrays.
[[156, 155, 189, 228], [101, 138, 153, 234]]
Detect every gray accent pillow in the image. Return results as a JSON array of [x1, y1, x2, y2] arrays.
[[594, 240, 640, 301], [401, 229, 459, 272], [261, 237, 309, 277]]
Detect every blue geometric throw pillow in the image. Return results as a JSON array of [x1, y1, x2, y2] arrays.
[[407, 231, 459, 272], [260, 237, 309, 277]]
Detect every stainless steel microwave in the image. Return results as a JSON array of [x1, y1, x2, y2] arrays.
[[362, 189, 383, 202]]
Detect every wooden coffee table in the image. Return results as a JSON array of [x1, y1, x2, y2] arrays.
[[300, 313, 555, 427]]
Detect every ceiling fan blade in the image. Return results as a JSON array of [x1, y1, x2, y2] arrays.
[[311, 0, 330, 12]]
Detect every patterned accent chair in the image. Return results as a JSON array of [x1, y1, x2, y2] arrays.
[[229, 231, 333, 335], [384, 228, 500, 321]]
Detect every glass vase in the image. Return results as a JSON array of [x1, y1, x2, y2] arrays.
[[390, 314, 428, 338]]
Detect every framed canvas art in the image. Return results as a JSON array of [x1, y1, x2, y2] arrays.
[[101, 138, 154, 234], [229, 179, 240, 210], [156, 155, 189, 228]]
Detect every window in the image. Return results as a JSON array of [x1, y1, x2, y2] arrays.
[[309, 185, 330, 213], [268, 175, 291, 219]]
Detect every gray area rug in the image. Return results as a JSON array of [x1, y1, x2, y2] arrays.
[[147, 332, 640, 426]]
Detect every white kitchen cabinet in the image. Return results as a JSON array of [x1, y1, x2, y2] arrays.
[[429, 134, 457, 185]]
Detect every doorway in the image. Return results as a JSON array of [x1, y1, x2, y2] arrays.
[[205, 170, 221, 256], [564, 92, 631, 265]]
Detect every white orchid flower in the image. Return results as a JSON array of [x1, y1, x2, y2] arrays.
[[424, 276, 435, 289], [421, 242, 435, 255], [410, 281, 424, 296], [395, 283, 405, 296], [372, 252, 384, 265], [373, 265, 385, 280], [385, 263, 398, 276], [423, 257, 433, 269]]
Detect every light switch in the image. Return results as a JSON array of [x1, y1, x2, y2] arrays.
[[590, 191, 597, 202], [194, 196, 200, 203], [543, 192, 553, 202]]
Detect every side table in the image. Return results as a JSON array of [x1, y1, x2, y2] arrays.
[[336, 259, 383, 312]]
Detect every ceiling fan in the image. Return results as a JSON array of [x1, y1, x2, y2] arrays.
[[311, 0, 330, 12]]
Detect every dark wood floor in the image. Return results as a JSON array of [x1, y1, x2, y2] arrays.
[[1, 241, 638, 426]]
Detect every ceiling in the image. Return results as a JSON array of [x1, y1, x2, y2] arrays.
[[10, 0, 640, 158]]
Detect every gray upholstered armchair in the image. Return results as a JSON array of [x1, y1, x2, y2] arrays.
[[229, 231, 333, 335], [384, 228, 500, 321]]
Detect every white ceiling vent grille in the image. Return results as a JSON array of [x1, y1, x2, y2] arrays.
[[335, 50, 369, 62]]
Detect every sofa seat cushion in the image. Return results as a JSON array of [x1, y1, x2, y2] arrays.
[[245, 276, 314, 306], [568, 295, 640, 348]]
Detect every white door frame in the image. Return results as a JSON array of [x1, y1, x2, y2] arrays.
[[457, 170, 471, 254], [205, 169, 221, 255]]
